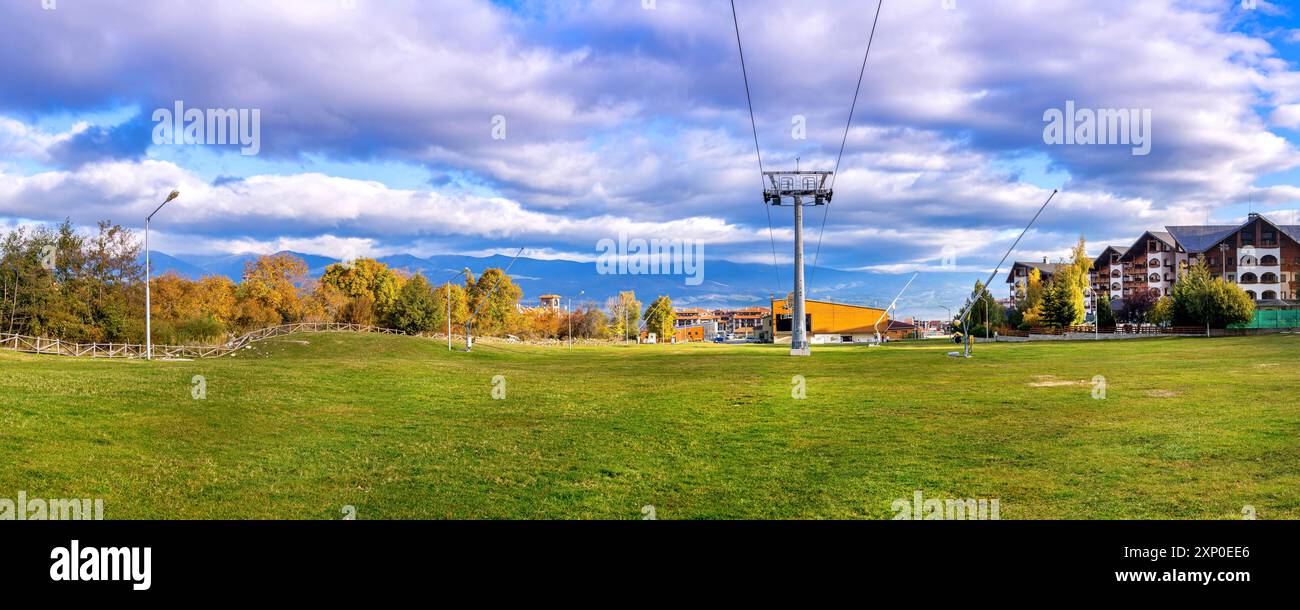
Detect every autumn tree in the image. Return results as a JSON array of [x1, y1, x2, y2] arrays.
[[320, 258, 404, 321], [338, 294, 376, 326], [1119, 288, 1157, 323], [643, 295, 676, 341], [238, 253, 309, 323], [574, 306, 608, 339], [606, 291, 642, 340], [465, 268, 522, 335], [1018, 268, 1045, 327], [431, 281, 469, 335]]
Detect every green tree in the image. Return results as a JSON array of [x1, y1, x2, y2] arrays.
[[643, 295, 676, 341], [390, 274, 439, 334], [1148, 296, 1174, 326], [962, 280, 1004, 334], [1041, 277, 1080, 328], [1168, 261, 1253, 328], [1096, 295, 1116, 327]]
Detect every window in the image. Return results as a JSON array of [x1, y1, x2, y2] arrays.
[[1262, 291, 1277, 300], [1149, 273, 1160, 282], [1260, 254, 1278, 265], [1241, 272, 1258, 283], [1246, 291, 1257, 300], [1261, 272, 1278, 283], [1228, 274, 1236, 283], [1151, 288, 1161, 297], [1111, 283, 1120, 290], [1262, 229, 1276, 245], [1111, 269, 1120, 277], [1241, 229, 1255, 246], [1241, 254, 1257, 266], [1148, 258, 1161, 268]]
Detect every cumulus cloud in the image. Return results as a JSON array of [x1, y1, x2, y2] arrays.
[[0, 0, 1297, 278]]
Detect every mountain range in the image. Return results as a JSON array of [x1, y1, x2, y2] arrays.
[[139, 250, 995, 319]]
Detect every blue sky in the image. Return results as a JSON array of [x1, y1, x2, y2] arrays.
[[1, 0, 1298, 298]]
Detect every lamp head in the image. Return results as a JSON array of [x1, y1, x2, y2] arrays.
[[165, 190, 180, 203]]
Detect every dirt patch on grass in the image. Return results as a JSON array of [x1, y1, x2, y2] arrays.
[[1026, 375, 1088, 388], [1145, 389, 1179, 398]]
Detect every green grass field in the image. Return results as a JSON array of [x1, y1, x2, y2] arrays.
[[2, 332, 1298, 519]]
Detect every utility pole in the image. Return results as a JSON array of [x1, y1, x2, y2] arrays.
[[446, 281, 451, 351], [763, 170, 832, 356]]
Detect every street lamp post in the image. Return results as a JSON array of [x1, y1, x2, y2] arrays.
[[982, 292, 989, 339], [1088, 287, 1099, 340], [145, 190, 180, 360], [568, 290, 584, 350]]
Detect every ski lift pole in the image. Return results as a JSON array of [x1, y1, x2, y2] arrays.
[[464, 248, 525, 352], [873, 271, 918, 343], [956, 189, 1058, 358]]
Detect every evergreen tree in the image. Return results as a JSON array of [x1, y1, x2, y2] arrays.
[[391, 274, 439, 334]]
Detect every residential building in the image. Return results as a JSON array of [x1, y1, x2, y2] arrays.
[[674, 307, 769, 337], [1005, 259, 1065, 300], [1167, 213, 1300, 302], [1029, 213, 1300, 315]]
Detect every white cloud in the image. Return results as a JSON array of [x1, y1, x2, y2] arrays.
[[1270, 103, 1300, 128]]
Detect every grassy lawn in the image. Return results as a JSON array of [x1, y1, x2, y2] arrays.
[[1, 332, 1298, 519]]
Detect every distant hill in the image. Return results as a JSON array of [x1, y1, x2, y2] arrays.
[[139, 251, 207, 278], [146, 250, 989, 318]]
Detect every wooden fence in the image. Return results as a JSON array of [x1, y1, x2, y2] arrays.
[[992, 325, 1212, 338], [0, 322, 420, 360]]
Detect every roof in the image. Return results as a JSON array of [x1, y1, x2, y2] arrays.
[[1164, 225, 1239, 253], [538, 294, 562, 299], [1091, 245, 1123, 265], [885, 320, 917, 330], [1120, 231, 1178, 260], [1165, 214, 1300, 253], [1005, 261, 1065, 283]]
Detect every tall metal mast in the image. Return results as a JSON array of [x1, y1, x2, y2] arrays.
[[764, 170, 832, 356]]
